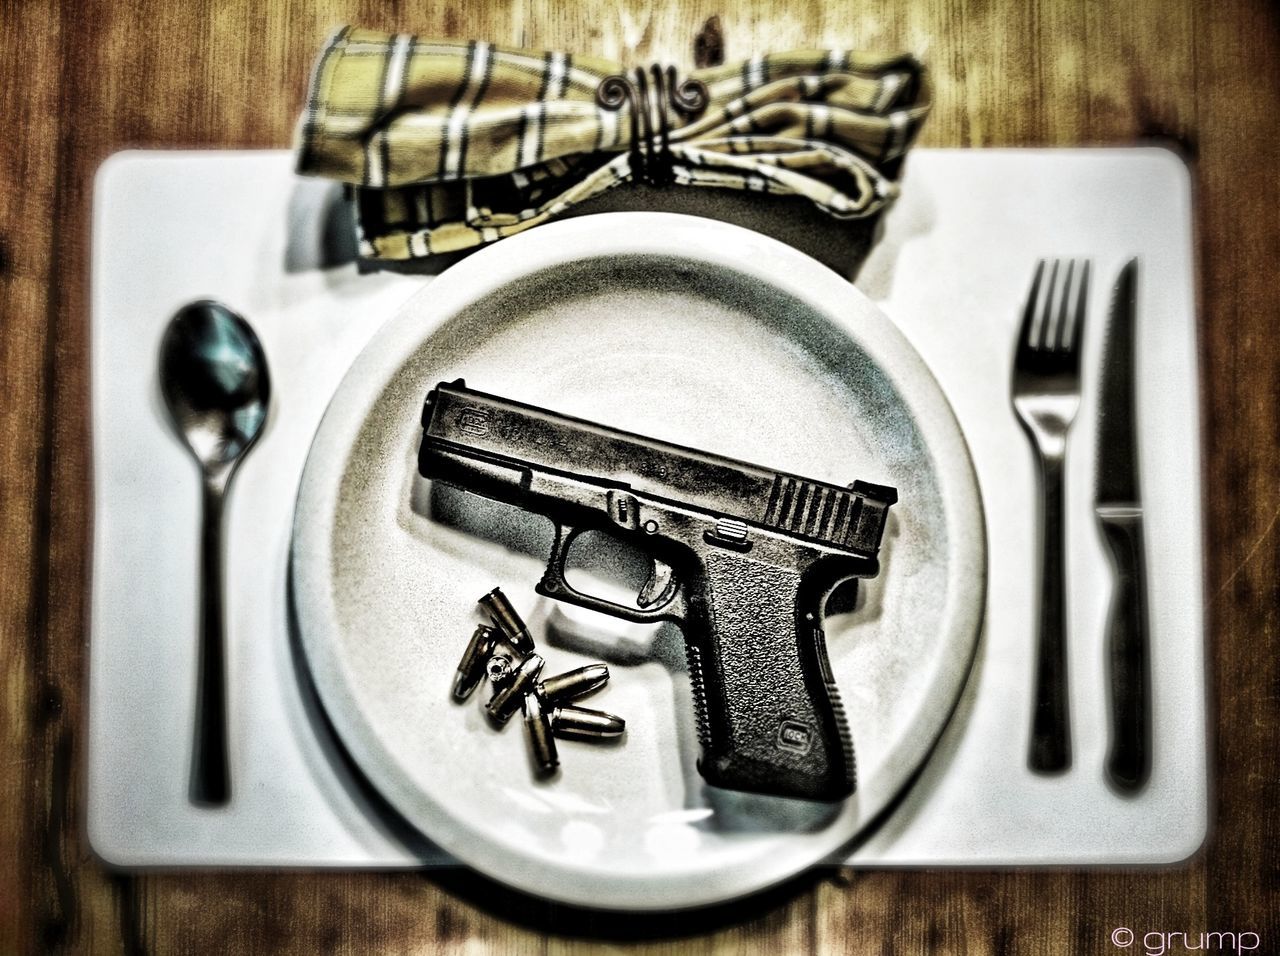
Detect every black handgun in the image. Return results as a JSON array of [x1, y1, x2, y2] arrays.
[[419, 380, 897, 801]]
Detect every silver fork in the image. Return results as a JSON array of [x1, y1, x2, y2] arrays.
[[1012, 258, 1090, 774]]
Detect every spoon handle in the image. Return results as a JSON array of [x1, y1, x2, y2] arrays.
[[191, 471, 231, 806]]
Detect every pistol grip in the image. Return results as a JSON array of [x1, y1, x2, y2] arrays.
[[688, 551, 854, 802]]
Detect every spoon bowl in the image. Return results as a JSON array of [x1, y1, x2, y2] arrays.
[[160, 300, 271, 469]]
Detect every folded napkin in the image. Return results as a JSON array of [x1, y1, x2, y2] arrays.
[[295, 27, 930, 260]]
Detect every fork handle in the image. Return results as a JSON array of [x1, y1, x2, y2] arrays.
[[1029, 452, 1071, 773]]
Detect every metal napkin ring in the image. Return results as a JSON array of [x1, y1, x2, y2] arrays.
[[596, 65, 709, 187]]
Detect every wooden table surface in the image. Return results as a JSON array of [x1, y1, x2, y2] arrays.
[[2, 0, 1277, 951]]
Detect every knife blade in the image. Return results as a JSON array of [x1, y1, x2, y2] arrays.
[[1094, 258, 1150, 792]]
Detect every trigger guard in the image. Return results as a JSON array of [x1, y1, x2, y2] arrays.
[[538, 522, 581, 593], [536, 524, 684, 624]]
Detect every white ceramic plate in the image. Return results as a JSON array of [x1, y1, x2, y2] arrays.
[[290, 212, 985, 909]]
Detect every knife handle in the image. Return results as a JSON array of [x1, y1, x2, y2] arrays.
[[1029, 453, 1071, 773], [1099, 511, 1150, 792]]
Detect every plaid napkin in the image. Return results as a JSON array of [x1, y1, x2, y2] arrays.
[[295, 27, 930, 260]]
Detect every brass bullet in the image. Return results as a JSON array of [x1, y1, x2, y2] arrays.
[[478, 587, 535, 655], [452, 624, 498, 701], [485, 653, 516, 686], [522, 691, 559, 774], [486, 653, 544, 725], [538, 664, 609, 703], [550, 705, 626, 739]]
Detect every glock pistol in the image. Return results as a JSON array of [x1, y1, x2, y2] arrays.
[[419, 380, 897, 801]]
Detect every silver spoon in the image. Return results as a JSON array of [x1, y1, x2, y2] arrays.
[[159, 300, 271, 806]]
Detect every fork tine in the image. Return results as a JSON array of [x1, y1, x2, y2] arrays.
[[1017, 259, 1047, 357], [1035, 260, 1061, 351], [1050, 260, 1075, 350], [1062, 259, 1089, 357]]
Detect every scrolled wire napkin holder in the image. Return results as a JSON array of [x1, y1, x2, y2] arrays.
[[596, 66, 709, 187]]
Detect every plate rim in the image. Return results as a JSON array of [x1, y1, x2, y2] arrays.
[[290, 211, 987, 910]]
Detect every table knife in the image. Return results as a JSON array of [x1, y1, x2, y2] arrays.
[[1095, 259, 1150, 792]]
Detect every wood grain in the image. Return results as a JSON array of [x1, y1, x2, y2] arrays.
[[1, 0, 1276, 952], [2, 0, 61, 951]]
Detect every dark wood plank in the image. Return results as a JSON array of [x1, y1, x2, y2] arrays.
[[1, 0, 69, 951], [1196, 0, 1280, 942]]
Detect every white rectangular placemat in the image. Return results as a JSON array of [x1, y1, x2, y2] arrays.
[[87, 149, 1206, 868]]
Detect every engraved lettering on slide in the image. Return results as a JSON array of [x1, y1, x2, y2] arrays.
[[458, 406, 491, 437]]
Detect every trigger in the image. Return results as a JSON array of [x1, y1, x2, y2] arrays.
[[637, 558, 677, 609]]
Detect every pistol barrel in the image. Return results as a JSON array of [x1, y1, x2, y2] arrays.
[[420, 380, 895, 556]]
